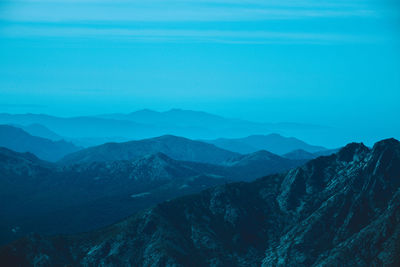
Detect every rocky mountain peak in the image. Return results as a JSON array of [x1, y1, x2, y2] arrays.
[[336, 142, 370, 162], [367, 138, 400, 185], [371, 138, 400, 155]]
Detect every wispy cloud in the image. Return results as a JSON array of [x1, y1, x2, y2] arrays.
[[1, 25, 378, 44], [2, 0, 371, 8], [0, 0, 377, 23], [0, 0, 384, 44]]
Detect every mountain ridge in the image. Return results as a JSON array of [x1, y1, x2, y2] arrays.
[[204, 134, 326, 155], [0, 110, 332, 146], [0, 125, 80, 162], [59, 135, 241, 166], [1, 138, 398, 266], [0, 145, 304, 245]]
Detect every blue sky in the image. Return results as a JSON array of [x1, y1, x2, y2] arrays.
[[0, 0, 399, 144]]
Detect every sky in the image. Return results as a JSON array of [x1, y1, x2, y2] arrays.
[[0, 0, 399, 144]]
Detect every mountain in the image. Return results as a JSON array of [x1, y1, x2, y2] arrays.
[[18, 124, 63, 141], [0, 149, 230, 245], [205, 134, 326, 155], [98, 108, 230, 128], [2, 138, 398, 266], [223, 150, 306, 181], [0, 125, 80, 161], [283, 148, 341, 160], [98, 109, 325, 132], [0, 146, 50, 169], [98, 109, 331, 144], [60, 135, 241, 165], [0, 145, 304, 245], [0, 113, 158, 142], [0, 111, 331, 146]]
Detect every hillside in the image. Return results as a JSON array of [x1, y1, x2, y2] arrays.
[[18, 124, 63, 141], [1, 138, 399, 266], [223, 150, 306, 181], [0, 146, 303, 245], [0, 125, 80, 161], [205, 134, 326, 155], [60, 135, 241, 165]]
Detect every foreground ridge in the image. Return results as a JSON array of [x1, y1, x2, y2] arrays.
[[1, 138, 399, 266]]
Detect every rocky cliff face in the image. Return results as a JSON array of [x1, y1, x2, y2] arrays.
[[1, 139, 399, 266]]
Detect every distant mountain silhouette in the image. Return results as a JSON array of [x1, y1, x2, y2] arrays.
[[98, 108, 229, 127], [2, 138, 399, 266], [0, 146, 304, 245], [0, 110, 329, 146], [99, 109, 328, 140], [0, 125, 80, 161], [18, 124, 63, 141], [0, 113, 156, 142], [205, 134, 326, 155], [60, 135, 241, 165]]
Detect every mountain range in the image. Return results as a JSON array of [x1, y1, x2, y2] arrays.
[[0, 125, 80, 161], [0, 142, 304, 245], [17, 124, 63, 141], [1, 138, 398, 266], [0, 109, 330, 147], [282, 148, 340, 160], [0, 122, 331, 163], [204, 134, 326, 155], [59, 135, 241, 166]]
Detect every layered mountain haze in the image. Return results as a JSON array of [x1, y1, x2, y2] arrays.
[[0, 125, 80, 161], [17, 124, 63, 141], [1, 0, 398, 264], [205, 134, 327, 155], [0, 113, 155, 144], [97, 109, 325, 136], [0, 110, 330, 147], [97, 109, 230, 127], [1, 138, 399, 266]]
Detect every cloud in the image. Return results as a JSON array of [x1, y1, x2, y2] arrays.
[[1, 25, 377, 44], [0, 0, 383, 44], [0, 0, 377, 23]]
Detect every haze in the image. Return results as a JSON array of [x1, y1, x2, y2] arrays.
[[0, 0, 399, 146]]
